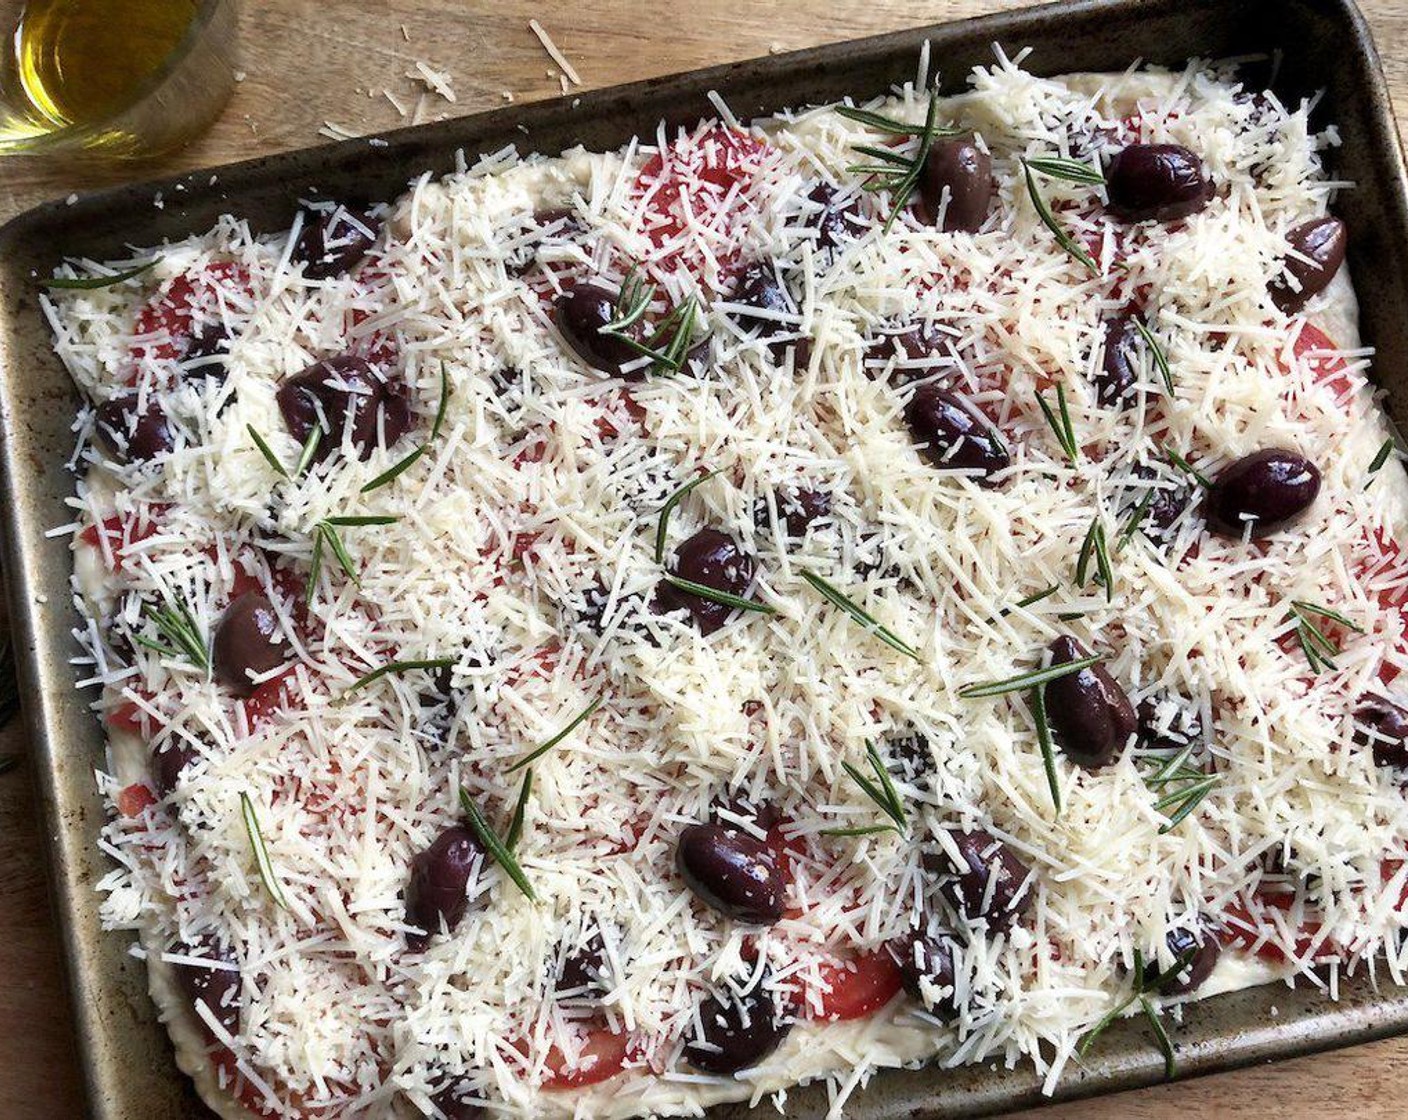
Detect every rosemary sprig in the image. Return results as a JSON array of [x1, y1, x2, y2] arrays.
[[1366, 438, 1395, 488], [506, 770, 533, 852], [507, 696, 602, 773], [823, 742, 907, 835], [1031, 684, 1062, 814], [839, 95, 952, 232], [307, 516, 396, 597], [1153, 773, 1220, 832], [1036, 381, 1079, 464], [46, 259, 159, 290], [959, 654, 1103, 699], [1022, 160, 1099, 274], [343, 657, 459, 696], [1075, 516, 1114, 601], [800, 569, 922, 661], [1078, 947, 1194, 1077], [661, 574, 776, 616], [133, 595, 210, 673], [1162, 444, 1212, 489], [240, 792, 289, 910], [1286, 600, 1363, 674], [598, 266, 703, 374], [1132, 318, 1175, 394], [654, 469, 720, 564], [360, 363, 452, 493], [459, 787, 536, 900]]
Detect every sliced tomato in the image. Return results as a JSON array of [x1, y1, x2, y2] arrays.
[[106, 688, 163, 737], [243, 668, 301, 731], [116, 783, 157, 818], [800, 949, 904, 1022], [540, 1027, 633, 1090], [1220, 889, 1334, 964], [131, 262, 251, 363], [592, 389, 648, 441], [80, 505, 170, 571], [635, 125, 770, 277], [1288, 322, 1359, 406]]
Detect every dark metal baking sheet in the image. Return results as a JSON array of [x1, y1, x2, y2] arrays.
[[2, 0, 1407, 1116]]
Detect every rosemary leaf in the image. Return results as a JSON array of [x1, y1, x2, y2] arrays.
[[1023, 156, 1106, 185], [432, 362, 452, 440], [654, 469, 720, 564], [1022, 161, 1099, 274], [317, 523, 360, 586], [1140, 996, 1178, 1079], [1031, 685, 1062, 814], [343, 657, 458, 696], [1162, 444, 1212, 489], [1117, 489, 1157, 550], [247, 426, 290, 478], [834, 105, 933, 135], [1036, 383, 1079, 463], [821, 823, 901, 837], [240, 792, 289, 910], [800, 569, 922, 661], [46, 259, 159, 290], [1367, 438, 1395, 488], [852, 143, 914, 166], [1077, 990, 1139, 1057], [360, 445, 426, 493], [661, 574, 775, 615], [865, 742, 908, 830], [1157, 775, 1220, 833], [306, 530, 325, 604], [1291, 600, 1365, 633], [505, 770, 533, 852], [507, 696, 603, 773], [459, 787, 536, 901], [1132, 318, 1175, 394], [323, 515, 399, 527], [959, 654, 1103, 699]]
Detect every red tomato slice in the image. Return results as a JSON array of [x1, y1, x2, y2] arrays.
[[635, 125, 770, 277], [800, 949, 904, 1022], [243, 668, 301, 731], [131, 262, 251, 363], [116, 783, 157, 818], [1289, 323, 1359, 406], [80, 505, 171, 571], [540, 1028, 633, 1090], [592, 389, 648, 441], [1220, 889, 1335, 964]]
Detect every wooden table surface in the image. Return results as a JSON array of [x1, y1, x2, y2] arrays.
[[4, 1, 1408, 1116]]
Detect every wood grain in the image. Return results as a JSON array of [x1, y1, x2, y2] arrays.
[[3, 1, 1408, 1117]]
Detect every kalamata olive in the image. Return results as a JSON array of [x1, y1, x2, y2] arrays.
[[212, 592, 288, 698], [1106, 144, 1214, 223], [730, 261, 794, 340], [1205, 448, 1321, 538], [1270, 217, 1347, 314], [1353, 695, 1408, 770], [406, 824, 485, 951], [865, 321, 946, 380], [94, 394, 175, 462], [182, 322, 231, 388], [1137, 694, 1203, 754], [1143, 923, 1221, 996], [904, 386, 1010, 482], [292, 203, 381, 280], [884, 925, 959, 1016], [1043, 636, 1137, 769], [807, 182, 864, 250], [683, 976, 791, 1073], [708, 792, 782, 835], [676, 822, 784, 923], [277, 354, 413, 462], [556, 930, 609, 997], [430, 1081, 485, 1120], [1095, 311, 1141, 408], [753, 487, 831, 539], [170, 934, 240, 1040], [152, 735, 201, 799], [917, 136, 994, 232], [1130, 462, 1193, 541], [657, 528, 757, 636], [928, 827, 1034, 929], [555, 281, 650, 377]]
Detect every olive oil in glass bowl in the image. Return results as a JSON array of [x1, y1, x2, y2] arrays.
[[0, 0, 238, 156]]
